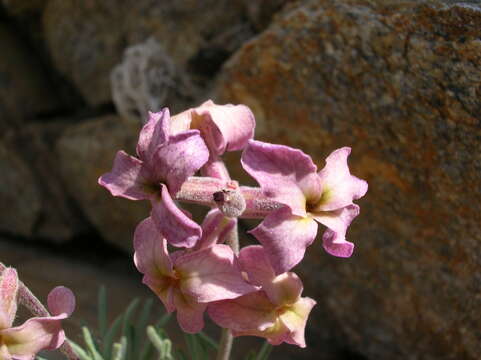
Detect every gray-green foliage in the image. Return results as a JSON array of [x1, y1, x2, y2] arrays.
[[63, 286, 271, 360]]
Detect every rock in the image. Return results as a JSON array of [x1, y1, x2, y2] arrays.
[[0, 23, 58, 128], [111, 37, 194, 125], [243, 0, 298, 30], [0, 139, 42, 237], [43, 0, 252, 106], [56, 115, 150, 252], [0, 122, 89, 242], [1, 0, 46, 15], [214, 1, 481, 359]]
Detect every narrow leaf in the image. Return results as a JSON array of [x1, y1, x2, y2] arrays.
[[255, 342, 272, 360], [198, 332, 218, 350], [68, 340, 92, 360], [82, 327, 103, 360], [98, 286, 108, 338], [103, 314, 124, 359]]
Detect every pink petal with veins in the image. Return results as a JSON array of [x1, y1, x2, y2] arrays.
[[176, 245, 257, 303], [152, 130, 209, 195], [0, 268, 18, 329], [250, 207, 318, 274], [241, 140, 320, 216], [98, 150, 151, 200], [47, 287, 75, 318], [136, 109, 170, 162], [312, 204, 359, 258], [193, 100, 255, 154], [315, 147, 368, 211], [208, 291, 276, 332], [151, 186, 201, 248], [238, 245, 275, 287], [133, 217, 174, 276]]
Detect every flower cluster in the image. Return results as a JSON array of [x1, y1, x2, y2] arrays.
[[0, 267, 75, 359], [99, 100, 367, 347]]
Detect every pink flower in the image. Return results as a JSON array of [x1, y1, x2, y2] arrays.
[[171, 100, 255, 156], [208, 246, 316, 347], [133, 217, 256, 333], [241, 140, 368, 274], [99, 109, 210, 247], [0, 268, 75, 360], [170, 100, 255, 180]]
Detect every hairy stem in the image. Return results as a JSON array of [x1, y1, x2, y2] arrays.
[[216, 219, 239, 360], [0, 263, 78, 360], [176, 178, 282, 218], [207, 157, 238, 360]]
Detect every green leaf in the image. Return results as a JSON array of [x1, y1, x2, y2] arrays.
[[255, 342, 272, 360], [68, 340, 92, 360], [185, 333, 207, 360], [98, 286, 108, 338], [156, 312, 172, 328], [121, 298, 140, 337], [198, 332, 218, 350], [82, 327, 104, 360], [112, 336, 127, 360], [102, 314, 123, 359], [135, 298, 154, 355], [125, 324, 135, 360]]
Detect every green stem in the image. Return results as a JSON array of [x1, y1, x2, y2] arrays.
[[216, 327, 234, 360], [215, 220, 238, 360]]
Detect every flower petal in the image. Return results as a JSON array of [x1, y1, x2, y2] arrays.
[[152, 130, 209, 195], [143, 274, 176, 313], [315, 147, 368, 211], [176, 245, 257, 303], [194, 209, 236, 250], [249, 207, 318, 274], [136, 109, 170, 162], [279, 297, 316, 348], [312, 204, 359, 258], [133, 217, 174, 276], [1, 317, 66, 359], [0, 344, 10, 359], [173, 292, 207, 334], [241, 140, 319, 216], [321, 229, 354, 258], [47, 287, 75, 318], [170, 109, 194, 135], [98, 150, 151, 200], [238, 245, 275, 287], [192, 100, 255, 154], [151, 186, 202, 248], [208, 291, 276, 332], [265, 273, 303, 306], [0, 268, 18, 329]]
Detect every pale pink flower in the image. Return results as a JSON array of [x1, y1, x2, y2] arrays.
[[208, 246, 315, 347], [171, 100, 255, 155], [99, 109, 210, 247], [241, 140, 368, 273], [0, 268, 75, 360], [133, 217, 256, 333]]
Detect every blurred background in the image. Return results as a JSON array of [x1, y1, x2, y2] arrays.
[[0, 0, 480, 359]]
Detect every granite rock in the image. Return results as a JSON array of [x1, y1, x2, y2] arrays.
[[0, 22, 58, 128], [215, 0, 481, 359], [42, 0, 251, 106], [0, 123, 84, 241], [1, 0, 46, 15], [0, 139, 41, 237]]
